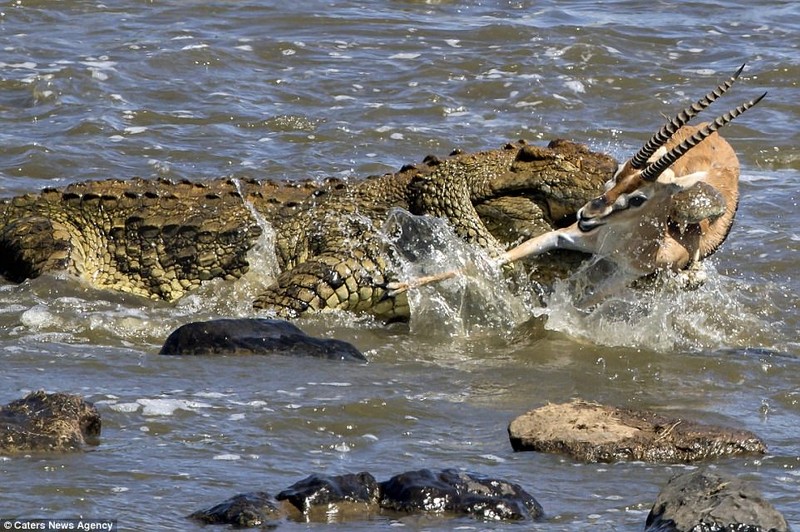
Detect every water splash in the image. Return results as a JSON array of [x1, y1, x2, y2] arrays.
[[232, 178, 282, 281], [541, 260, 782, 353], [383, 209, 530, 338], [380, 209, 781, 353], [188, 178, 285, 315]]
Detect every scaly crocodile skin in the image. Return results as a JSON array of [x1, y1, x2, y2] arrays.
[[0, 139, 618, 320]]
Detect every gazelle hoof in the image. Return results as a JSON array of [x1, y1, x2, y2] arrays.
[[385, 281, 410, 297]]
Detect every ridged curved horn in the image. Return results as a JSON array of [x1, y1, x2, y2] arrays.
[[639, 91, 767, 182], [629, 64, 746, 169]]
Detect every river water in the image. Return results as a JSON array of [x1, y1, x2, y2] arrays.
[[0, 1, 798, 530]]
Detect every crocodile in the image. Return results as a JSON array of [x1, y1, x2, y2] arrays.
[[0, 139, 618, 320]]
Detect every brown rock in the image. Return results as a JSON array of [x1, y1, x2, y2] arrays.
[[508, 400, 765, 463], [0, 391, 101, 453]]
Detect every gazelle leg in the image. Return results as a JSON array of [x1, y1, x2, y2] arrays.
[[386, 226, 577, 295], [385, 268, 461, 296], [495, 227, 579, 266]]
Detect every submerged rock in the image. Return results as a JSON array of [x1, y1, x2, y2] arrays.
[[189, 468, 544, 527], [379, 468, 544, 521], [188, 492, 282, 528], [508, 400, 766, 463], [159, 318, 367, 361], [645, 469, 790, 532], [0, 391, 101, 453], [277, 471, 380, 514]]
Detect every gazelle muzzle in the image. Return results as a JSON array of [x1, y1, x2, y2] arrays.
[[577, 196, 612, 232]]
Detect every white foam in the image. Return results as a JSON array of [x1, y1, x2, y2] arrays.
[[194, 391, 230, 399], [542, 262, 776, 352], [20, 305, 59, 330], [564, 79, 586, 93], [3, 61, 37, 69], [137, 398, 212, 416], [230, 400, 268, 408], [213, 454, 241, 461], [389, 52, 421, 60], [109, 402, 140, 413]]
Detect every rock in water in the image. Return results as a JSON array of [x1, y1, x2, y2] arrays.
[[188, 492, 281, 528], [645, 469, 790, 531], [189, 468, 545, 526], [508, 399, 765, 463], [379, 468, 544, 521], [0, 391, 101, 453], [276, 472, 380, 516], [159, 318, 367, 361]]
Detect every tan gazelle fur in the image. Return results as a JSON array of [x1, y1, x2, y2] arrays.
[[388, 65, 765, 298]]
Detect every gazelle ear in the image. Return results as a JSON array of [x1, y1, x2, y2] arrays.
[[661, 170, 708, 191]]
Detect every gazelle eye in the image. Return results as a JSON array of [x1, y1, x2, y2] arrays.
[[628, 195, 647, 208]]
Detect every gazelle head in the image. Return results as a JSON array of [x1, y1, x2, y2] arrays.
[[575, 65, 766, 236]]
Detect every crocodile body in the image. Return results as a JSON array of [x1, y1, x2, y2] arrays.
[[0, 139, 618, 320]]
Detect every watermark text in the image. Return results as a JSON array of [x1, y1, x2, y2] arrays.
[[1, 520, 116, 531]]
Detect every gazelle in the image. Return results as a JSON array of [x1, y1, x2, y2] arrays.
[[388, 65, 766, 301]]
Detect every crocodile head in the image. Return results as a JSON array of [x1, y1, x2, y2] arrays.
[[485, 139, 619, 228]]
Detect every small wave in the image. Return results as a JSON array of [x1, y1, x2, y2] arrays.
[[106, 397, 213, 416]]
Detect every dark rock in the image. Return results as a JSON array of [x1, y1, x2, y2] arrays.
[[276, 471, 380, 513], [159, 318, 367, 361], [645, 469, 790, 532], [379, 468, 544, 521], [0, 391, 101, 453], [508, 400, 766, 463], [188, 491, 282, 528], [190, 469, 544, 526]]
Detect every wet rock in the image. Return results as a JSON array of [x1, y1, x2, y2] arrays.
[[645, 469, 790, 532], [190, 469, 544, 527], [379, 468, 544, 521], [159, 318, 367, 361], [188, 492, 282, 528], [0, 391, 101, 453], [276, 471, 380, 513], [508, 400, 766, 463]]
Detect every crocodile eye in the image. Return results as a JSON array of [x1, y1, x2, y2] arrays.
[[628, 195, 647, 208]]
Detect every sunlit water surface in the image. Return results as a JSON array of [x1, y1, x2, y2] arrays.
[[0, 1, 798, 530]]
